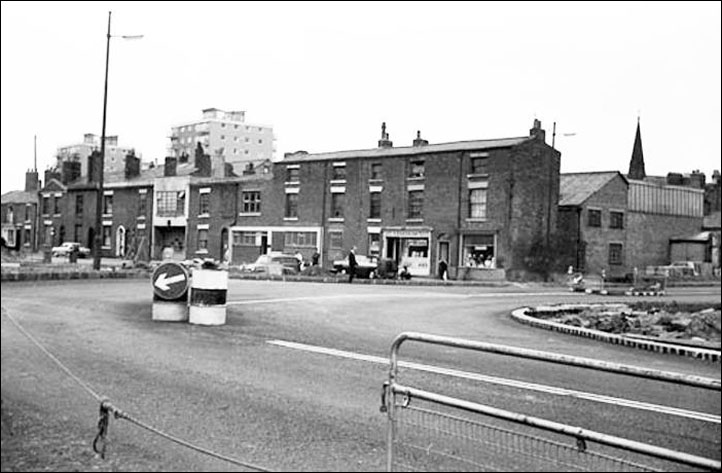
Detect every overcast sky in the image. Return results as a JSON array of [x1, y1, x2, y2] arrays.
[[2, 1, 720, 193]]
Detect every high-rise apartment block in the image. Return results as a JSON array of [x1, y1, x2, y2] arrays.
[[169, 108, 275, 174]]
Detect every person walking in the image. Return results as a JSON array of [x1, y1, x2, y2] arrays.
[[348, 246, 358, 283]]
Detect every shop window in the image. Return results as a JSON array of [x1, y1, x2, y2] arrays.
[[463, 235, 495, 268]]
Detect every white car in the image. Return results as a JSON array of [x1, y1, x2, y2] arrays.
[[51, 242, 91, 258], [240, 253, 300, 275]]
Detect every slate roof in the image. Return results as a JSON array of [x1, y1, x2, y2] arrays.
[[281, 137, 531, 163], [559, 172, 627, 206], [1, 190, 38, 204]]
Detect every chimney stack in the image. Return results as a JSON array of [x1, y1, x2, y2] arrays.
[[44, 168, 61, 187], [87, 151, 102, 183], [25, 169, 40, 192], [164, 156, 177, 177], [412, 130, 428, 147], [124, 152, 141, 180], [529, 119, 546, 142], [378, 122, 393, 148], [62, 161, 82, 184]]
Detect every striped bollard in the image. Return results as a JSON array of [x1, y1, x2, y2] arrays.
[[189, 268, 228, 325]]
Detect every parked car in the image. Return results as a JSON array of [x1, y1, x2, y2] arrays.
[[332, 255, 379, 278], [665, 261, 700, 277], [240, 253, 300, 275], [51, 242, 91, 258]]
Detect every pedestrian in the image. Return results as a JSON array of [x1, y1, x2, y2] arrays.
[[348, 246, 358, 283], [439, 259, 448, 281], [311, 249, 320, 266], [294, 250, 303, 272]]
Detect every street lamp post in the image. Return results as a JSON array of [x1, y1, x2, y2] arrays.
[[93, 11, 142, 270]]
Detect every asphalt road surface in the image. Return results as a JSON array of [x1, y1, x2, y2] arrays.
[[2, 279, 720, 471]]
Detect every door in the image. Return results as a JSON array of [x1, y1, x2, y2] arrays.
[[116, 226, 126, 257]]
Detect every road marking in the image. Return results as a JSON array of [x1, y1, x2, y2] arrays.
[[227, 292, 572, 306], [267, 339, 721, 424]]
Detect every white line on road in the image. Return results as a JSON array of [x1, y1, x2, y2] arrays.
[[267, 339, 720, 424], [228, 292, 571, 306]]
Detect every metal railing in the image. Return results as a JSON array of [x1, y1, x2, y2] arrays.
[[381, 332, 721, 472]]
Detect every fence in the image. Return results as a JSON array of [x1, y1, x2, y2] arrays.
[[380, 332, 721, 472]]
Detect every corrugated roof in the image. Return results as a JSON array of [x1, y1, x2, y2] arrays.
[[281, 137, 531, 163], [559, 172, 625, 206], [1, 190, 38, 204]]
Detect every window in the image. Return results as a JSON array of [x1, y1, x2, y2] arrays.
[[609, 243, 624, 265], [6, 205, 13, 223], [285, 193, 298, 218], [138, 192, 147, 215], [245, 137, 250, 143], [199, 192, 210, 215], [331, 193, 345, 218], [103, 195, 113, 215], [25, 204, 31, 222], [234, 231, 260, 246], [284, 232, 318, 247], [198, 229, 208, 250], [157, 191, 186, 217], [332, 165, 346, 181], [42, 196, 50, 215], [5, 228, 16, 246], [409, 160, 425, 178], [258, 139, 263, 144], [329, 231, 343, 249], [286, 166, 300, 183], [610, 211, 624, 229], [471, 156, 489, 175], [242, 191, 261, 213], [369, 192, 381, 219], [102, 225, 112, 248], [588, 209, 602, 227], [23, 228, 31, 246], [407, 190, 424, 219], [53, 196, 61, 215], [469, 188, 487, 219], [74, 224, 82, 242], [370, 163, 383, 180], [75, 195, 84, 216], [368, 233, 381, 257]]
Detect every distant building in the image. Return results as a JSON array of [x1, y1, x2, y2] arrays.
[[56, 133, 136, 177], [169, 108, 275, 176], [1, 169, 40, 252]]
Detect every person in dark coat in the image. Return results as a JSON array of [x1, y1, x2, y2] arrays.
[[348, 246, 358, 283]]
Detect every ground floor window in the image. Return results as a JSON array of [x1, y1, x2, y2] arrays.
[[102, 225, 112, 248], [463, 234, 495, 268], [284, 231, 317, 248], [329, 230, 343, 250], [368, 233, 381, 257]]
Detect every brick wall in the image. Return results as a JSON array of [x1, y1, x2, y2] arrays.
[[627, 212, 703, 269]]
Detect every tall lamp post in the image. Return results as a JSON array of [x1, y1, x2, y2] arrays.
[[93, 11, 142, 270]]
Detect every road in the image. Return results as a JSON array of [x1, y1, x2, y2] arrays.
[[1, 279, 720, 471]]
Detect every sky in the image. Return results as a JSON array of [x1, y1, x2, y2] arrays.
[[1, 1, 720, 194]]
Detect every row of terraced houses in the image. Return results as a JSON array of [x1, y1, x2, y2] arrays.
[[2, 114, 720, 280]]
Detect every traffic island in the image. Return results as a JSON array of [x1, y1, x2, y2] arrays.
[[511, 303, 721, 362]]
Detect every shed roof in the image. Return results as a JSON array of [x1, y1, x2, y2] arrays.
[[559, 172, 626, 206]]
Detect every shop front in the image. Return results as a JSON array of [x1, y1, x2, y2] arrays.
[[382, 227, 432, 276]]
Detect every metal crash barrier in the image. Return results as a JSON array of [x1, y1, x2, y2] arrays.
[[380, 332, 721, 472]]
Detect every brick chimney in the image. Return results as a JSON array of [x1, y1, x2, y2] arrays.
[[529, 119, 546, 142], [62, 161, 82, 184], [164, 156, 177, 177], [666, 172, 684, 186], [25, 169, 39, 192], [87, 150, 102, 183], [378, 122, 393, 148], [211, 148, 225, 178], [124, 153, 141, 180], [689, 170, 706, 189], [44, 168, 61, 187], [412, 130, 428, 147]]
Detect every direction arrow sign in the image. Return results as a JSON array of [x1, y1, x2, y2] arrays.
[[152, 262, 189, 300]]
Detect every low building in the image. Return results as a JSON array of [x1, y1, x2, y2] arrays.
[[1, 169, 40, 252]]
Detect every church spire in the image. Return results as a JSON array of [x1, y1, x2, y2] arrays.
[[628, 116, 646, 180]]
